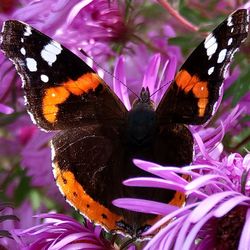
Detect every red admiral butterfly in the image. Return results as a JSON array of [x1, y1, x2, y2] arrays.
[[1, 9, 249, 236]]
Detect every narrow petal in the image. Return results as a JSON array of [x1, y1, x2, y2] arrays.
[[66, 0, 93, 25], [49, 232, 98, 249], [185, 174, 232, 191], [0, 103, 14, 114], [142, 53, 161, 95], [113, 198, 178, 215], [188, 191, 238, 223], [213, 196, 250, 217], [238, 208, 250, 250], [123, 177, 185, 192], [144, 216, 185, 250], [182, 212, 214, 250], [153, 59, 169, 103], [145, 203, 198, 235], [156, 55, 177, 103], [113, 55, 131, 110]]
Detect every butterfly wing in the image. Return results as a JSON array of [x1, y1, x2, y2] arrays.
[[52, 125, 124, 231], [0, 20, 131, 231], [1, 20, 127, 130], [157, 9, 249, 125]]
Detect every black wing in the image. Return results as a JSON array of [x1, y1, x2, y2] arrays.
[[1, 20, 127, 130], [157, 9, 249, 125]]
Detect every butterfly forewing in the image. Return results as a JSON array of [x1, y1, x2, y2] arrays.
[[157, 9, 249, 125], [1, 20, 127, 131]]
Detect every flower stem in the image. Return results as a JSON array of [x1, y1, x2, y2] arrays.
[[157, 0, 199, 32]]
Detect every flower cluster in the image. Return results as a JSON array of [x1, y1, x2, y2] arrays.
[[0, 0, 250, 249]]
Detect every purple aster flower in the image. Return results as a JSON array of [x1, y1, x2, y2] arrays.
[[113, 53, 177, 108], [114, 149, 250, 249], [12, 213, 109, 249]]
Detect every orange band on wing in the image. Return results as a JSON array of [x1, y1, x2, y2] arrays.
[[53, 162, 122, 231], [43, 86, 70, 123], [193, 81, 209, 98], [175, 69, 209, 117], [175, 70, 192, 90], [42, 73, 102, 123], [64, 73, 102, 96]]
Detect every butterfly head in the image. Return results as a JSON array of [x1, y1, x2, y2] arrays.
[[132, 87, 155, 111]]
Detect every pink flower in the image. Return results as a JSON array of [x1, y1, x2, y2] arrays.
[[12, 213, 109, 249], [114, 151, 250, 249]]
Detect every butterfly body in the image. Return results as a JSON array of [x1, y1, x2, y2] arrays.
[[1, 9, 249, 235]]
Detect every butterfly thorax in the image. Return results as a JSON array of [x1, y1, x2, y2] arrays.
[[126, 88, 156, 146]]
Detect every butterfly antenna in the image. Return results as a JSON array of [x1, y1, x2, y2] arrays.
[[150, 79, 173, 98], [79, 48, 139, 99]]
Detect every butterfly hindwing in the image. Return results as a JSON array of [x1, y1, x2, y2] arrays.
[[157, 9, 249, 125], [52, 125, 124, 231], [1, 20, 127, 130]]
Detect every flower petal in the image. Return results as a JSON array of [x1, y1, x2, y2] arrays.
[[113, 198, 177, 215], [113, 55, 131, 110], [66, 0, 93, 25], [142, 54, 161, 95], [0, 103, 14, 114], [238, 208, 250, 250], [213, 195, 250, 217], [188, 191, 238, 223], [123, 177, 185, 192]]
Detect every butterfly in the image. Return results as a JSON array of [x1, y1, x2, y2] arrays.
[[1, 9, 249, 237]]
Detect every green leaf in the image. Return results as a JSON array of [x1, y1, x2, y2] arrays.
[[29, 190, 41, 210], [241, 115, 250, 122], [169, 36, 200, 56], [224, 67, 250, 106], [13, 170, 31, 206], [0, 112, 24, 126]]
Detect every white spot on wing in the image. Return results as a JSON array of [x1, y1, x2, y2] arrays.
[[26, 58, 37, 72], [204, 34, 216, 49], [40, 74, 49, 83], [51, 40, 62, 51], [217, 49, 227, 63], [20, 47, 26, 55], [41, 50, 57, 66], [230, 27, 234, 33], [24, 26, 32, 36], [41, 41, 62, 66], [207, 43, 218, 59], [227, 38, 233, 46], [208, 66, 214, 75], [21, 38, 24, 43], [227, 16, 233, 27], [204, 34, 218, 59]]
